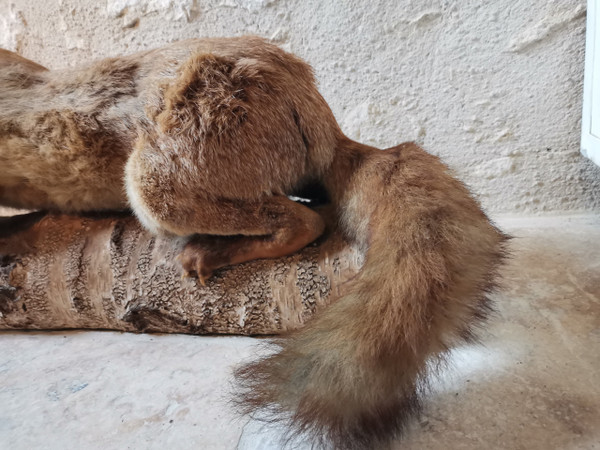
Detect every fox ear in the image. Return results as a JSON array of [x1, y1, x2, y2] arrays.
[[385, 142, 419, 153], [0, 49, 48, 72]]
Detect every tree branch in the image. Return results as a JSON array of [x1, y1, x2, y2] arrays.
[[0, 211, 362, 335]]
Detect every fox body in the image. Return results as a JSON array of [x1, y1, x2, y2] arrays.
[[0, 38, 507, 448]]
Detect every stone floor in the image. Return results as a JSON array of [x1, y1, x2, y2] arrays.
[[1, 215, 599, 449]]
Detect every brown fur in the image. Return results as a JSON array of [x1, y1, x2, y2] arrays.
[[0, 38, 508, 447]]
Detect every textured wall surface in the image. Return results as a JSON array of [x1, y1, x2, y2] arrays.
[[1, 0, 599, 214]]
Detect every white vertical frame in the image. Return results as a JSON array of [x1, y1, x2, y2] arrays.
[[582, 0, 600, 166]]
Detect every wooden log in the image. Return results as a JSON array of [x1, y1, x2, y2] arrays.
[[0, 210, 363, 335]]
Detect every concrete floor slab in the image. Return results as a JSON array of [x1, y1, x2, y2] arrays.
[[1, 215, 599, 449]]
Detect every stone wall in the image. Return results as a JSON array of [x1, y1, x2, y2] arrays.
[[1, 0, 598, 214]]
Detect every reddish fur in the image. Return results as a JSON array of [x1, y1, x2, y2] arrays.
[[0, 38, 508, 448], [236, 140, 508, 448]]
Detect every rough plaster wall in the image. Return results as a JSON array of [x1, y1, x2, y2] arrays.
[[1, 0, 599, 214]]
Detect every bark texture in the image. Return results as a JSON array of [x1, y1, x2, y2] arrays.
[[0, 211, 362, 335]]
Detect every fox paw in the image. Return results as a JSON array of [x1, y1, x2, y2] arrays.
[[177, 238, 221, 285]]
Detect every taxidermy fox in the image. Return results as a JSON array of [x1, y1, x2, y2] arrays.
[[0, 37, 507, 448]]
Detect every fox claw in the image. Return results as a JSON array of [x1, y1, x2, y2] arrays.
[[179, 267, 212, 285], [177, 245, 215, 285]]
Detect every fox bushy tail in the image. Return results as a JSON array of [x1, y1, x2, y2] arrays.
[[235, 139, 509, 448]]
